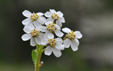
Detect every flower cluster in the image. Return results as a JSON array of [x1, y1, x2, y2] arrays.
[[21, 9, 82, 57]]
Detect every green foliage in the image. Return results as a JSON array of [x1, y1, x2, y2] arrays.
[[32, 49, 37, 66]]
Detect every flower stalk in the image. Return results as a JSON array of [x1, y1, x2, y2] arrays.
[[35, 44, 44, 71]]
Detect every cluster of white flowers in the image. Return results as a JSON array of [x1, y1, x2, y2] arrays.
[[21, 9, 82, 58]]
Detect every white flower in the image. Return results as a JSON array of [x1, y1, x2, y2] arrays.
[[41, 35, 64, 57], [21, 24, 44, 46], [45, 9, 65, 27], [62, 28, 82, 51], [40, 21, 64, 38], [22, 10, 46, 27]]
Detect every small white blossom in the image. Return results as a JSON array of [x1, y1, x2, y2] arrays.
[[40, 21, 64, 38], [62, 27, 82, 51], [45, 9, 65, 27], [21, 24, 44, 46], [22, 10, 46, 27], [41, 35, 64, 57]]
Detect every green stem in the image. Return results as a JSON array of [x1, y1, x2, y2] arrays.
[[35, 44, 44, 71]]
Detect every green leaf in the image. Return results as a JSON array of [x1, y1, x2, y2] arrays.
[[32, 49, 37, 66]]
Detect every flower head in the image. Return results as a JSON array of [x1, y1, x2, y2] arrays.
[[22, 10, 46, 27], [40, 21, 64, 38], [62, 28, 82, 51], [21, 9, 83, 59], [45, 9, 65, 27], [41, 35, 64, 57], [21, 24, 44, 46]]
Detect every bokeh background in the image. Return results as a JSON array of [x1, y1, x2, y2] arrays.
[[0, 0, 113, 71]]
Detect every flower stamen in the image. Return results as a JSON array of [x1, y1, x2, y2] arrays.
[[47, 39, 56, 47], [51, 12, 59, 20], [47, 23, 57, 32], [31, 28, 40, 37], [30, 12, 39, 21], [66, 31, 76, 41]]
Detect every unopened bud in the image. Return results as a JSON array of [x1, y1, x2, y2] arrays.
[[40, 61, 44, 66]]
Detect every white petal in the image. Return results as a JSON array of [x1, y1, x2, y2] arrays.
[[71, 41, 78, 51], [59, 17, 65, 23], [41, 39, 48, 45], [30, 38, 36, 46], [23, 24, 34, 33], [21, 34, 32, 41], [55, 24, 60, 30], [75, 31, 83, 39], [35, 37, 41, 44], [45, 12, 52, 17], [50, 9, 56, 13], [62, 28, 71, 33], [41, 34, 48, 45], [46, 31, 54, 39], [37, 12, 43, 16], [63, 39, 71, 48], [34, 21, 41, 28], [53, 48, 62, 58], [22, 10, 31, 17], [45, 22, 49, 25], [55, 30, 63, 37], [44, 46, 52, 56], [74, 39, 79, 46], [45, 21, 53, 25], [39, 33, 44, 39], [22, 18, 31, 25], [55, 44, 64, 50], [57, 11, 63, 17], [56, 20, 62, 27], [56, 38, 63, 44], [40, 26, 47, 32], [37, 17, 46, 24], [46, 18, 54, 22]]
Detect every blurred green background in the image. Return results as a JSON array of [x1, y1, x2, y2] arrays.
[[0, 0, 113, 71]]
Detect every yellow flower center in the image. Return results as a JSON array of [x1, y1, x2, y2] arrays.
[[47, 23, 57, 32], [30, 28, 40, 37], [30, 13, 39, 21], [51, 12, 59, 20], [66, 31, 76, 41], [47, 39, 56, 47]]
